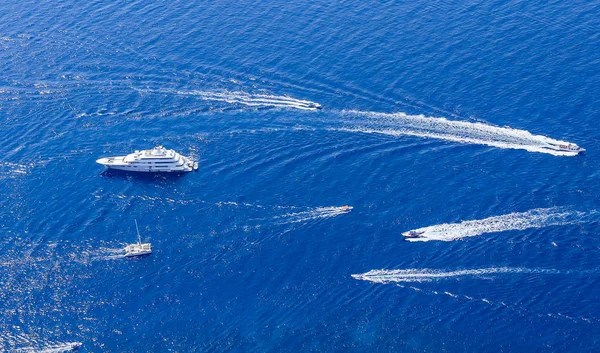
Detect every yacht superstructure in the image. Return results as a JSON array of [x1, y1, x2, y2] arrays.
[[96, 145, 198, 172]]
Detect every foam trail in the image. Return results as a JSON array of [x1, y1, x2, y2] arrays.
[[403, 207, 585, 242], [0, 161, 33, 179], [352, 267, 555, 283], [338, 110, 584, 156], [395, 284, 597, 324], [140, 88, 322, 111], [274, 205, 353, 224], [16, 342, 82, 353]]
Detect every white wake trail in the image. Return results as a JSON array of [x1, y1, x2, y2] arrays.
[[352, 267, 554, 283], [163, 89, 321, 111], [395, 284, 597, 324], [15, 342, 82, 353], [338, 110, 583, 156], [404, 207, 586, 242], [274, 206, 353, 224]]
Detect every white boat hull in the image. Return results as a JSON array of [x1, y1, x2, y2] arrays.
[[98, 163, 195, 173], [124, 243, 152, 257]]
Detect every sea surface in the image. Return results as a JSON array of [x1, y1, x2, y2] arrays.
[[1, 0, 599, 352]]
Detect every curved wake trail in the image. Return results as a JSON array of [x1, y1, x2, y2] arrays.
[[404, 207, 590, 242], [352, 267, 556, 283], [139, 88, 322, 111], [337, 110, 583, 156]]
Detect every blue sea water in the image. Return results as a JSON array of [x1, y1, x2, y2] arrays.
[[1, 0, 600, 351]]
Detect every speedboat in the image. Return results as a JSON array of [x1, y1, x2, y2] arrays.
[[69, 342, 82, 351], [402, 230, 424, 239], [97, 145, 198, 172], [558, 143, 585, 153], [307, 102, 322, 110], [124, 220, 152, 257], [341, 205, 353, 212]]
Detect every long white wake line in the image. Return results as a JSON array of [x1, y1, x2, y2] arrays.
[[403, 207, 588, 242], [273, 206, 353, 225], [137, 88, 322, 111], [351, 267, 557, 283], [396, 284, 598, 324], [15, 342, 82, 353], [338, 110, 584, 156]]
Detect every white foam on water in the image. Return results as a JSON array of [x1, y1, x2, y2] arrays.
[[89, 247, 127, 261], [274, 206, 353, 225], [139, 88, 322, 111], [396, 284, 598, 324], [0, 161, 32, 178], [404, 207, 587, 242], [178, 90, 321, 110], [337, 110, 583, 156], [351, 267, 553, 283], [16, 342, 82, 353]]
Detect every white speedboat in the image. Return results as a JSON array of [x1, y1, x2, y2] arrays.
[[97, 145, 198, 172], [402, 230, 424, 239], [558, 143, 585, 154], [307, 102, 322, 110], [544, 142, 585, 155], [125, 220, 152, 257], [69, 342, 82, 351]]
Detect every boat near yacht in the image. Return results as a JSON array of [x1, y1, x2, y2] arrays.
[[124, 220, 152, 257], [96, 145, 198, 172]]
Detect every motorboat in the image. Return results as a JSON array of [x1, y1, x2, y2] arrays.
[[69, 342, 82, 351], [97, 145, 198, 172], [306, 102, 322, 110], [341, 205, 353, 212], [402, 230, 424, 239], [558, 143, 585, 153], [124, 220, 152, 257]]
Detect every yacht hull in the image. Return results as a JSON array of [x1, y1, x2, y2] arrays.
[[98, 163, 194, 172], [96, 146, 198, 172]]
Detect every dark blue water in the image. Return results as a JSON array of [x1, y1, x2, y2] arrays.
[[1, 0, 600, 351]]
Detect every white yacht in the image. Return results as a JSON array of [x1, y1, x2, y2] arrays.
[[96, 145, 198, 172], [124, 220, 152, 257]]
